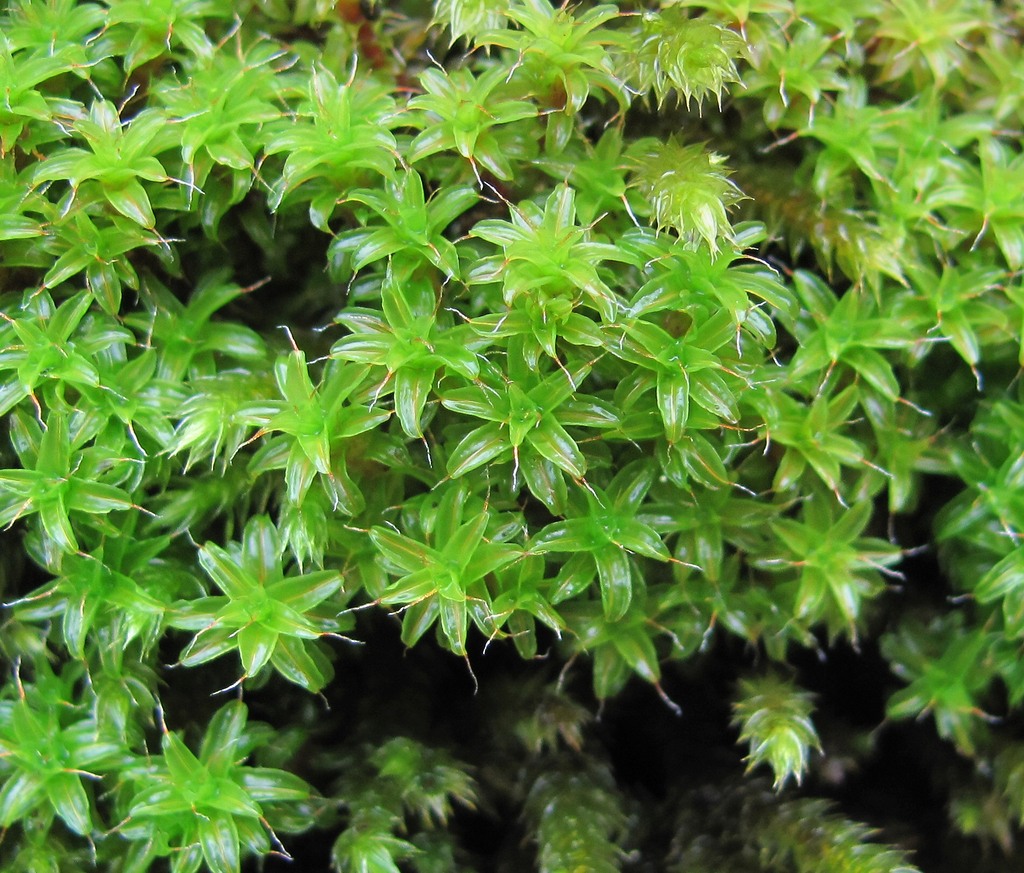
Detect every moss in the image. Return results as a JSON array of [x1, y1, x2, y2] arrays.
[[1, 0, 1023, 869]]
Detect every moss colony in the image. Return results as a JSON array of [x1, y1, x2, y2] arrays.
[[1, 0, 1024, 870]]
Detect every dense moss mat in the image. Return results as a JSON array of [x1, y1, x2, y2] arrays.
[[2, 0, 1024, 870]]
